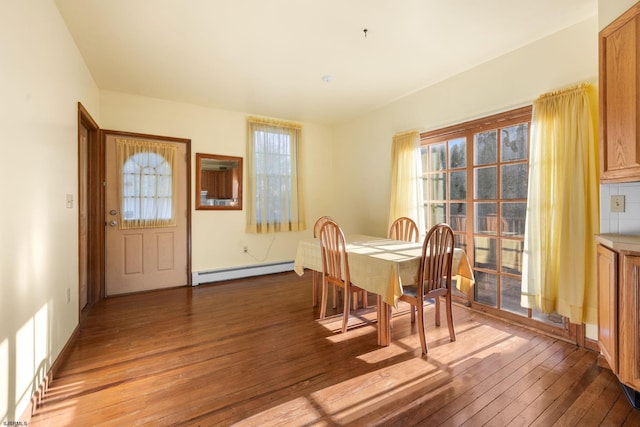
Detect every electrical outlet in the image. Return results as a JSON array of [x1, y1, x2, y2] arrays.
[[243, 246, 248, 253], [611, 195, 625, 213]]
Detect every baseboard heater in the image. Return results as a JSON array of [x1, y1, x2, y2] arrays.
[[192, 261, 294, 286]]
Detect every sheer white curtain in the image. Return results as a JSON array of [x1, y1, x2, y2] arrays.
[[521, 84, 599, 324], [116, 138, 176, 229], [388, 131, 425, 235], [246, 117, 306, 233]]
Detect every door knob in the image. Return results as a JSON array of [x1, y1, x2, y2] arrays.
[[109, 210, 117, 216], [109, 221, 117, 227]]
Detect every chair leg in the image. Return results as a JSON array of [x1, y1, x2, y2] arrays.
[[434, 296, 441, 327], [320, 278, 328, 319], [416, 301, 428, 355], [312, 271, 319, 307], [446, 293, 456, 342], [333, 285, 338, 309], [362, 290, 368, 308], [410, 305, 415, 324], [342, 286, 350, 333]]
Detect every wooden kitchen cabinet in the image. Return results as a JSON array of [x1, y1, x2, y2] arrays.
[[596, 234, 640, 409], [597, 244, 618, 373], [599, 2, 640, 183], [620, 254, 640, 392]]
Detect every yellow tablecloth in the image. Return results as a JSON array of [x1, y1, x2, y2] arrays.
[[293, 234, 475, 308]]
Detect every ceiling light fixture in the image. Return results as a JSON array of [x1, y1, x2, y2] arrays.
[[321, 75, 334, 83]]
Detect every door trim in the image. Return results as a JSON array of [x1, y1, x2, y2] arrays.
[[78, 103, 103, 322]]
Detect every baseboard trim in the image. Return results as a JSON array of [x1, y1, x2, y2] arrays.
[[192, 261, 294, 286], [21, 323, 80, 423], [584, 337, 600, 353]]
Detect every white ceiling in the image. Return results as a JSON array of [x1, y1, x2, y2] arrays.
[[55, 0, 597, 125]]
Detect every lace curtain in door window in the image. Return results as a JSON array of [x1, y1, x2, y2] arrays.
[[116, 138, 177, 229]]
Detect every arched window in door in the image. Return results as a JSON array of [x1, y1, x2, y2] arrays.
[[116, 139, 177, 229]]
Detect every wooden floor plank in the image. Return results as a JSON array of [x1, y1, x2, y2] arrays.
[[575, 371, 627, 427], [28, 271, 640, 426], [601, 392, 636, 426], [454, 340, 581, 427]]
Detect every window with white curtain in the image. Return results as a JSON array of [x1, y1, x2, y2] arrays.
[[246, 117, 305, 233], [116, 138, 176, 229], [420, 107, 566, 333]]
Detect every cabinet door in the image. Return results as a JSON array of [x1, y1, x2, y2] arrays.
[[598, 245, 618, 373], [620, 255, 640, 390], [600, 4, 640, 183]]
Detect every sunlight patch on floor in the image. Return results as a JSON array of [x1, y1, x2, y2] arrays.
[[307, 357, 449, 425], [233, 396, 323, 427], [356, 342, 413, 363]]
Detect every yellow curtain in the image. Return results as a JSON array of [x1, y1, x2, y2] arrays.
[[521, 84, 599, 324], [246, 117, 306, 233], [388, 131, 425, 234], [116, 138, 177, 229]]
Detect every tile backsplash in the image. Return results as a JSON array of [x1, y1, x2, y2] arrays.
[[600, 182, 640, 235]]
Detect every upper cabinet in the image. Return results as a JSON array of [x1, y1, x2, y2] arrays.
[[600, 2, 640, 183]]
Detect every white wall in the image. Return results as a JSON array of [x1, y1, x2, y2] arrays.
[[599, 0, 639, 29], [599, 0, 640, 235], [0, 1, 100, 423], [99, 91, 336, 273], [332, 17, 599, 237]]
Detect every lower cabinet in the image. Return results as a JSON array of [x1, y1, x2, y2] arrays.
[[620, 255, 640, 392], [597, 244, 618, 373], [597, 238, 640, 408]]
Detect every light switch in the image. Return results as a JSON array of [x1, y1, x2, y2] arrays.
[[611, 195, 625, 212], [66, 194, 73, 209]]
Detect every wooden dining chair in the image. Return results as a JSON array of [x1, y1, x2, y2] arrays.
[[399, 223, 456, 354], [318, 219, 367, 332], [312, 216, 334, 307], [388, 216, 420, 243]]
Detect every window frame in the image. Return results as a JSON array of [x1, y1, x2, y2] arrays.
[[246, 118, 305, 233]]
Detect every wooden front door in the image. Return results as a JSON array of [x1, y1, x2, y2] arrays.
[[104, 131, 189, 296]]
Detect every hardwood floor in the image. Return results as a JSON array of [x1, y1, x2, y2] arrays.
[[30, 271, 640, 426]]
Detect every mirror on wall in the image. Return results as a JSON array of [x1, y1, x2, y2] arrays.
[[195, 153, 243, 210]]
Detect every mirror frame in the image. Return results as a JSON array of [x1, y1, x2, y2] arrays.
[[195, 153, 243, 210]]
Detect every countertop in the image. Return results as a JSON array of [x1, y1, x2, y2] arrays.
[[595, 234, 640, 252]]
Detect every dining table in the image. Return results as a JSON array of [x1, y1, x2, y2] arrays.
[[293, 234, 475, 346]]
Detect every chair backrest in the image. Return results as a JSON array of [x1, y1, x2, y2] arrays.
[[419, 223, 455, 296], [318, 219, 350, 287], [389, 217, 420, 242], [313, 216, 334, 238]]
